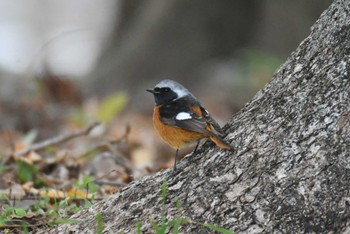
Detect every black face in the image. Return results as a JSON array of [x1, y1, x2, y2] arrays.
[[147, 87, 178, 105]]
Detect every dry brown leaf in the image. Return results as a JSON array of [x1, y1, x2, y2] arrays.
[[39, 188, 66, 199], [37, 174, 64, 187], [100, 185, 119, 196], [22, 181, 34, 192], [67, 188, 93, 199], [22, 151, 42, 164]]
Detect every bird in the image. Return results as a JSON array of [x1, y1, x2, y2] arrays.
[[147, 79, 233, 170]]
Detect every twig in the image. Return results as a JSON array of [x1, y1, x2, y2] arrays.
[[80, 124, 131, 158], [93, 170, 129, 187], [13, 122, 100, 158], [94, 179, 128, 187], [110, 124, 131, 144]]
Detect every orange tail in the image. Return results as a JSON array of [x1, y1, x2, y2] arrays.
[[209, 134, 233, 150]]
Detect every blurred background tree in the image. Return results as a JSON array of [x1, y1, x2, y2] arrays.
[[0, 0, 332, 126]]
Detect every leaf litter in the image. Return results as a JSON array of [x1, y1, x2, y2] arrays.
[[0, 77, 177, 233]]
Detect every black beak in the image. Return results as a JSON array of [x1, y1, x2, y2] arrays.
[[146, 89, 157, 94]]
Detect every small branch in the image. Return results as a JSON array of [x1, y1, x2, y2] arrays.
[[94, 170, 129, 187], [110, 124, 131, 144], [94, 179, 128, 187], [13, 122, 100, 158]]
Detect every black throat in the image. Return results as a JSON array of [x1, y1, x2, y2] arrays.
[[153, 89, 178, 105]]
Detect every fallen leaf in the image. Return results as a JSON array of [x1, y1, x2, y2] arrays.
[[22, 181, 34, 192], [22, 151, 42, 164], [67, 188, 93, 199], [40, 188, 66, 199]]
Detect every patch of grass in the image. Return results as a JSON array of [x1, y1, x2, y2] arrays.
[[136, 180, 234, 234], [15, 160, 44, 186], [0, 195, 81, 232], [202, 223, 234, 234], [0, 175, 98, 232], [96, 212, 104, 234], [0, 178, 233, 233]]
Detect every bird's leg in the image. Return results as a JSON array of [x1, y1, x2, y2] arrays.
[[174, 149, 179, 171], [193, 139, 201, 154]]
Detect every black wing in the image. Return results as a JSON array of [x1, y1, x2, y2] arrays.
[[199, 106, 224, 136], [159, 98, 222, 136]]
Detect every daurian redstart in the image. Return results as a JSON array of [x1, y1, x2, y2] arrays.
[[147, 79, 233, 170]]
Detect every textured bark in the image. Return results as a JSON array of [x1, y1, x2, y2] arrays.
[[43, 0, 350, 233]]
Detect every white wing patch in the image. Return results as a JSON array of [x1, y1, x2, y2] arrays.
[[176, 112, 192, 120]]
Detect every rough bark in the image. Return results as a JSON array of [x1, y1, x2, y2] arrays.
[[44, 0, 350, 233]]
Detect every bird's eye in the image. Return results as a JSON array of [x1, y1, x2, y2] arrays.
[[163, 88, 170, 92]]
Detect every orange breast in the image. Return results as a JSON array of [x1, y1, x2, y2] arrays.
[[153, 106, 207, 149]]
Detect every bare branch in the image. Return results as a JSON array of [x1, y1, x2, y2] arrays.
[[13, 122, 100, 158]]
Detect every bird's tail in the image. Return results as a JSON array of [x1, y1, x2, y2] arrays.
[[209, 134, 233, 150]]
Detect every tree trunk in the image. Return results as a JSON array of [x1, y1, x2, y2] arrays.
[[44, 0, 350, 233]]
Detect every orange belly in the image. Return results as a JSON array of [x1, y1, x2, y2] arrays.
[[153, 107, 207, 149]]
